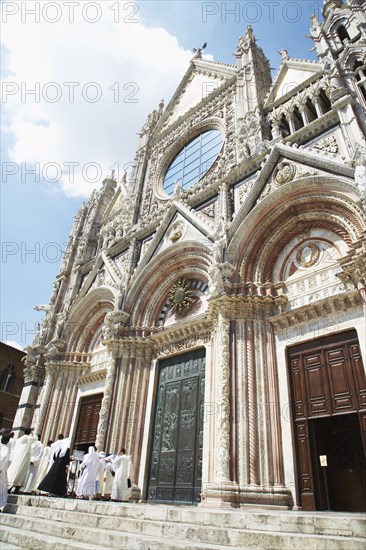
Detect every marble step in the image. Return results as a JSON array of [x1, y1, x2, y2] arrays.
[[0, 513, 255, 550], [0, 523, 113, 550], [2, 501, 365, 550], [0, 542, 25, 550], [7, 495, 366, 539]]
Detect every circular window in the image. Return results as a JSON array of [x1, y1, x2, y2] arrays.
[[163, 129, 223, 195]]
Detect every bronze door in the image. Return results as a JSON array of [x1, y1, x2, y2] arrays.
[[288, 330, 366, 511], [147, 349, 205, 504], [73, 393, 103, 453]]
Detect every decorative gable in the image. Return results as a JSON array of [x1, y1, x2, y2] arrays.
[[135, 200, 214, 272], [229, 143, 355, 236], [266, 59, 323, 105], [154, 58, 236, 135], [164, 73, 223, 127]]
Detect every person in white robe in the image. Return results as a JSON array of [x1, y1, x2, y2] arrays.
[[76, 446, 100, 498], [35, 440, 52, 492], [102, 456, 115, 500], [7, 432, 16, 462], [111, 448, 133, 502], [67, 457, 80, 495], [96, 452, 106, 499], [0, 433, 11, 509], [7, 429, 36, 493], [23, 435, 44, 493]]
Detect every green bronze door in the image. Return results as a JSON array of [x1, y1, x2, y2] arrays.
[[147, 348, 205, 504]]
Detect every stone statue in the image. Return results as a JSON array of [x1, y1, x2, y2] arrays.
[[192, 42, 207, 59], [33, 305, 51, 312], [278, 49, 289, 60], [55, 311, 66, 339]]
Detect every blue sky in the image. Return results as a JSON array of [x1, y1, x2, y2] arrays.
[[1, 0, 323, 349]]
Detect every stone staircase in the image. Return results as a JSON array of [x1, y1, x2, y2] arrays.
[[1, 495, 365, 550]]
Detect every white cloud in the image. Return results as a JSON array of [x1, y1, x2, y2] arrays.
[[1, 1, 192, 197]]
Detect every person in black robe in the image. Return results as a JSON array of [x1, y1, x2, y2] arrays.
[[38, 437, 70, 496]]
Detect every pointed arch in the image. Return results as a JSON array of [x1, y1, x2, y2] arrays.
[[125, 240, 212, 327], [65, 287, 115, 352], [228, 176, 365, 286]]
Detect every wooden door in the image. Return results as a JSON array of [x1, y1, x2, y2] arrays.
[[73, 393, 103, 452], [147, 349, 205, 504], [310, 414, 366, 512], [288, 330, 366, 510]]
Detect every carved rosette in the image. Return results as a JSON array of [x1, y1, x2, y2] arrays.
[[95, 355, 117, 451], [167, 278, 196, 316], [215, 309, 231, 482]]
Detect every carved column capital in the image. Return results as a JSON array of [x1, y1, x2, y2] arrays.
[[337, 248, 366, 297]]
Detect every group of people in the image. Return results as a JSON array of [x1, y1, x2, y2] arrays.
[[0, 427, 134, 511], [73, 447, 133, 502]]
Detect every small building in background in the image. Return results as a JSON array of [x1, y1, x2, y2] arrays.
[[0, 342, 25, 430]]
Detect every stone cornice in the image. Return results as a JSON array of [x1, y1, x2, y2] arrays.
[[77, 368, 107, 386], [207, 294, 287, 320], [269, 290, 362, 331], [103, 294, 287, 357], [45, 361, 89, 377], [284, 110, 340, 146], [193, 57, 236, 74]]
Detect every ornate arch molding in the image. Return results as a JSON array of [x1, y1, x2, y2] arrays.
[[228, 176, 365, 285], [125, 241, 212, 327], [342, 47, 366, 69], [65, 288, 115, 353]]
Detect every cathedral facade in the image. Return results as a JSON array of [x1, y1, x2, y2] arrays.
[[16, 0, 366, 512]]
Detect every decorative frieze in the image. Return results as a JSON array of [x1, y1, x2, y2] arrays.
[[77, 369, 107, 387], [271, 290, 362, 333]]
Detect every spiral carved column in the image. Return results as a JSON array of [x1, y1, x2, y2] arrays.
[[95, 353, 118, 451], [246, 319, 259, 486], [215, 308, 231, 483]]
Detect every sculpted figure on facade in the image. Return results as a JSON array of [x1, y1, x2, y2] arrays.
[[54, 311, 67, 340]]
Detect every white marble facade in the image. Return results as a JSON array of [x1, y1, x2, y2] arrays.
[[16, 0, 366, 510]]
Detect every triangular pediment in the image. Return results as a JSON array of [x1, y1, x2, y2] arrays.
[[265, 59, 323, 105], [134, 199, 214, 275], [229, 143, 355, 239], [153, 58, 236, 135]]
